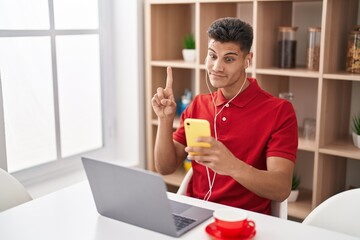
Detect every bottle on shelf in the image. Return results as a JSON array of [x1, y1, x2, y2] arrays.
[[176, 89, 192, 117], [183, 158, 192, 172], [303, 118, 316, 141], [279, 92, 294, 102], [346, 26, 360, 73], [278, 26, 298, 69], [306, 27, 321, 71]]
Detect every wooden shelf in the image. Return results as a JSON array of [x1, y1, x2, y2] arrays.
[[256, 68, 320, 78], [149, 0, 195, 4], [145, 0, 360, 220], [151, 60, 197, 69], [288, 188, 313, 220], [324, 72, 360, 81], [163, 166, 186, 187], [319, 139, 360, 160], [298, 137, 317, 152], [151, 118, 180, 129]]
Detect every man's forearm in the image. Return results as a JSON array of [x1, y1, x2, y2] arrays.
[[154, 119, 179, 175]]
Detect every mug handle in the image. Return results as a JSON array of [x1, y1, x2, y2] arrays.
[[241, 220, 256, 237]]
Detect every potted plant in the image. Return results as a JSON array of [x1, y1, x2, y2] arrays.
[[182, 34, 196, 62], [352, 114, 360, 149], [288, 172, 301, 202]]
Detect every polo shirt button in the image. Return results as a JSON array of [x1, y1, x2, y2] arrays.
[[225, 103, 229, 107], [222, 117, 226, 121]]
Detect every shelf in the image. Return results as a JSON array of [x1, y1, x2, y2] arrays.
[[151, 60, 197, 69], [149, 0, 195, 4], [256, 68, 320, 78], [163, 166, 186, 187], [323, 72, 360, 81], [288, 188, 312, 220], [151, 118, 180, 129], [298, 137, 316, 152], [319, 139, 360, 160], [154, 118, 318, 152]]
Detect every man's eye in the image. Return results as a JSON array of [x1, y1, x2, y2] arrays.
[[209, 54, 216, 59], [225, 57, 234, 62]]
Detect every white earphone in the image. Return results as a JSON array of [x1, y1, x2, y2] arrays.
[[246, 59, 250, 69], [203, 62, 248, 201]]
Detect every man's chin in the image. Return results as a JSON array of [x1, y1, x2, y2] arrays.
[[209, 80, 223, 88]]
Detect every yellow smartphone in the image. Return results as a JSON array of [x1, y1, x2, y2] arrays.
[[184, 118, 211, 155]]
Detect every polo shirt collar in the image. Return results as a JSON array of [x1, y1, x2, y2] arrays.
[[214, 78, 260, 108]]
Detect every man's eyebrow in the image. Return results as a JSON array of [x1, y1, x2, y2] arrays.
[[207, 48, 239, 56], [224, 52, 239, 56]]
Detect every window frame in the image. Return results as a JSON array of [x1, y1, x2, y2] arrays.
[[0, 0, 145, 186], [0, 0, 129, 182]]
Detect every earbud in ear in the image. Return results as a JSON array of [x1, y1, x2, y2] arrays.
[[245, 59, 250, 68]]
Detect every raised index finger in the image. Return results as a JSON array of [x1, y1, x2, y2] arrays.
[[165, 66, 173, 91]]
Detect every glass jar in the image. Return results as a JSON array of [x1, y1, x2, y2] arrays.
[[278, 26, 298, 68], [346, 29, 360, 73], [278, 92, 294, 102], [303, 118, 316, 141], [306, 27, 321, 71]]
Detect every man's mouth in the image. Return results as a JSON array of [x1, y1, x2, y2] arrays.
[[210, 72, 226, 78]]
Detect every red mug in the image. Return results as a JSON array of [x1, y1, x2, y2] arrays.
[[213, 208, 256, 238]]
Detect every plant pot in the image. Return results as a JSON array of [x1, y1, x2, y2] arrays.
[[352, 132, 360, 149], [288, 190, 299, 202], [182, 49, 196, 62]]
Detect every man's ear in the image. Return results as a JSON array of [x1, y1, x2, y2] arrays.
[[245, 52, 253, 68]]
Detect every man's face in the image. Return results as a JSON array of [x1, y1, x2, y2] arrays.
[[205, 39, 248, 91]]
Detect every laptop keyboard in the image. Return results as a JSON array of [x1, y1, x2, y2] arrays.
[[172, 214, 196, 231]]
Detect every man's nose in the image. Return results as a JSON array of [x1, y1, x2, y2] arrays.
[[212, 59, 223, 71]]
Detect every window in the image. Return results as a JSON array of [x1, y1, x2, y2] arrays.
[[0, 0, 103, 172]]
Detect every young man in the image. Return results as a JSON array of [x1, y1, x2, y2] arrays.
[[151, 17, 298, 215]]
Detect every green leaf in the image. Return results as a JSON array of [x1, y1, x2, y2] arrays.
[[183, 34, 195, 49], [292, 172, 301, 190], [352, 114, 360, 135]]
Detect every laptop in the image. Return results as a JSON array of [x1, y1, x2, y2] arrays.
[[81, 157, 213, 237]]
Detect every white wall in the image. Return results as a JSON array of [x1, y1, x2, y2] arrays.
[[110, 0, 145, 167]]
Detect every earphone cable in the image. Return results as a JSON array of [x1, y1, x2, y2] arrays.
[[203, 67, 248, 201]]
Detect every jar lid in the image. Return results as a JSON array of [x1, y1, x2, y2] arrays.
[[278, 26, 298, 32], [308, 27, 321, 32]]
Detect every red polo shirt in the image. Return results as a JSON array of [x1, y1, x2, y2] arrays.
[[173, 78, 298, 215]]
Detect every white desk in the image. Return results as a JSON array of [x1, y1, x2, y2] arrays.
[[0, 181, 357, 240]]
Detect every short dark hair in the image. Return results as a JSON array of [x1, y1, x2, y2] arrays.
[[207, 17, 253, 53]]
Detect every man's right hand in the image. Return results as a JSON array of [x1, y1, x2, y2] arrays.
[[151, 66, 177, 119]]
